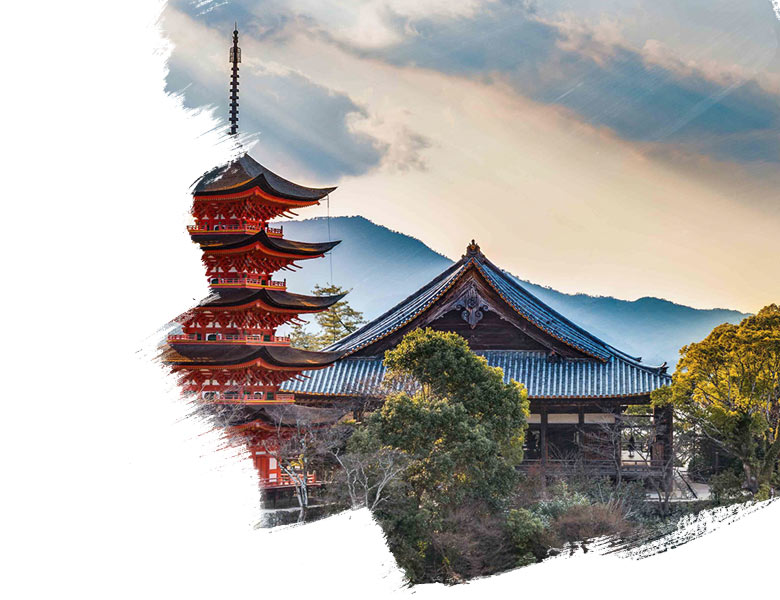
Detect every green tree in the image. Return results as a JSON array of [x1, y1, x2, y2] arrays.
[[372, 328, 529, 505], [313, 284, 364, 346], [360, 328, 530, 581], [652, 304, 780, 497], [287, 284, 364, 350], [288, 319, 324, 350]]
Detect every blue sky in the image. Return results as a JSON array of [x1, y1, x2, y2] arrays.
[[162, 1, 780, 311]]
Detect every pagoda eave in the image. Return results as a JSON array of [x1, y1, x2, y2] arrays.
[[192, 185, 326, 205], [201, 232, 340, 257], [168, 346, 342, 370], [198, 288, 346, 311]]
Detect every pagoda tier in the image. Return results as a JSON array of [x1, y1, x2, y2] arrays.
[[191, 154, 335, 224], [178, 288, 346, 332], [200, 231, 340, 276], [168, 345, 342, 401]]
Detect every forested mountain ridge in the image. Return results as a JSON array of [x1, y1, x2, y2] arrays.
[[277, 216, 748, 368]]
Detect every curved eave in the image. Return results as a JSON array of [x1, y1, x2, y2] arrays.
[[192, 184, 326, 205], [168, 346, 343, 370], [279, 389, 657, 400], [193, 155, 336, 201], [200, 230, 341, 258], [199, 288, 346, 312], [194, 174, 336, 201]]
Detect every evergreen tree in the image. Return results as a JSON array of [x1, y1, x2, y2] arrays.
[[312, 284, 364, 346], [374, 328, 529, 506], [288, 319, 324, 350]]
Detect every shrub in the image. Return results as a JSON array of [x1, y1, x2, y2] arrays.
[[505, 508, 548, 564], [547, 503, 632, 550], [531, 481, 590, 526], [429, 501, 518, 582], [709, 469, 747, 505]]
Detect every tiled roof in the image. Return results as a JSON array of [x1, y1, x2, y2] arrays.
[[282, 244, 670, 399], [193, 153, 336, 200], [281, 350, 670, 399], [326, 249, 637, 362]]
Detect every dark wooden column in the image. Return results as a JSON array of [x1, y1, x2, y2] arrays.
[[656, 403, 674, 483], [540, 411, 548, 467]]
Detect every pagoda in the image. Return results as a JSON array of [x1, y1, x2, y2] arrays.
[[164, 26, 344, 488]]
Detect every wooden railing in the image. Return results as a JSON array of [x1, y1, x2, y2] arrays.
[[187, 223, 283, 236], [209, 277, 286, 288], [168, 333, 290, 344], [201, 391, 295, 404], [259, 473, 318, 488], [519, 458, 665, 475]]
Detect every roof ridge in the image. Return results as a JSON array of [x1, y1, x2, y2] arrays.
[[477, 256, 667, 370], [325, 257, 468, 353]]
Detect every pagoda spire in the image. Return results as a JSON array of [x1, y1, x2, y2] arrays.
[[228, 24, 241, 136]]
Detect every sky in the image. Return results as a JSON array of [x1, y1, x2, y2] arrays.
[[2, 3, 778, 597], [162, 1, 780, 313]]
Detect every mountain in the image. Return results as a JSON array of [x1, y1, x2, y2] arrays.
[[276, 216, 748, 368]]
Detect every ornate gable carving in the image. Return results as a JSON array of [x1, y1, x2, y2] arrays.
[[455, 282, 490, 329]]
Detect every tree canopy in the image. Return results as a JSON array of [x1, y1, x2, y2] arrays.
[[369, 328, 529, 506], [288, 283, 364, 350], [653, 304, 780, 496]]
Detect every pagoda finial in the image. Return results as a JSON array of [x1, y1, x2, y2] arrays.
[[464, 239, 483, 260], [228, 25, 241, 136]]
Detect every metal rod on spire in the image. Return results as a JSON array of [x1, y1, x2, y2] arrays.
[[228, 25, 241, 136]]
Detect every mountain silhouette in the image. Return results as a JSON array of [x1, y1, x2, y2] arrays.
[[277, 216, 748, 369]]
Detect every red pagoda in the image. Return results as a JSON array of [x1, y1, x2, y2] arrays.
[[164, 26, 344, 488]]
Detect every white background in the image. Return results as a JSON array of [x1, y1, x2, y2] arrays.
[[1, 1, 777, 598]]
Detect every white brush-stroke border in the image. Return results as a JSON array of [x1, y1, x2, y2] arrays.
[[2, 1, 777, 598]]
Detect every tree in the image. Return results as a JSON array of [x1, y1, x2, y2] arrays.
[[288, 318, 323, 350], [287, 284, 365, 350], [257, 405, 346, 522], [313, 284, 364, 346], [356, 329, 530, 582], [329, 426, 408, 511], [371, 328, 529, 506], [652, 304, 780, 497]]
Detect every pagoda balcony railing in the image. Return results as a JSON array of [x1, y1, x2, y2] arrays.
[[168, 333, 291, 345], [200, 391, 295, 404], [187, 224, 283, 237], [259, 473, 318, 488], [209, 277, 286, 288]]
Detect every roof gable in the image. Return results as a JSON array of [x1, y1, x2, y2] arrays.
[[327, 241, 664, 371]]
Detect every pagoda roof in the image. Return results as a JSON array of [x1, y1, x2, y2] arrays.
[[167, 345, 342, 369], [200, 229, 340, 256], [193, 153, 336, 200], [200, 288, 346, 311], [280, 241, 671, 400]]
